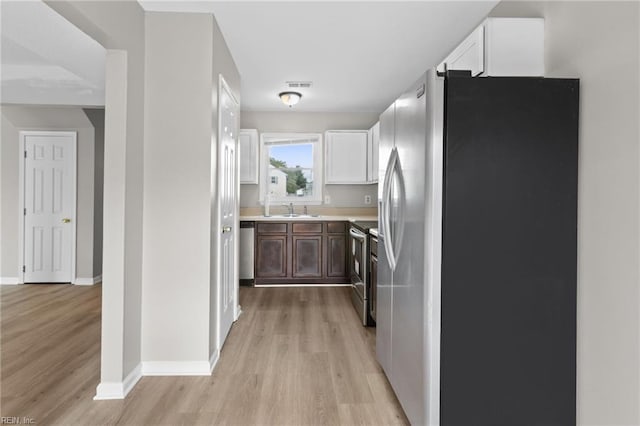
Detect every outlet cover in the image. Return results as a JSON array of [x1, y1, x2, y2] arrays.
[[324, 195, 331, 204], [364, 195, 372, 204]]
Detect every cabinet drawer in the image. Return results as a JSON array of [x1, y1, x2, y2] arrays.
[[257, 222, 287, 234], [370, 236, 378, 257], [327, 222, 346, 234], [292, 222, 323, 234]]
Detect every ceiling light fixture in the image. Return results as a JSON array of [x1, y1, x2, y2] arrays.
[[278, 91, 302, 107]]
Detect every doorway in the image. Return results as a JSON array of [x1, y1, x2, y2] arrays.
[[19, 131, 77, 283]]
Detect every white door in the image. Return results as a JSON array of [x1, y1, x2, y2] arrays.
[[217, 76, 239, 347], [22, 131, 76, 283]]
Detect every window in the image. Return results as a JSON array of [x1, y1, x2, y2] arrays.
[[260, 133, 323, 204]]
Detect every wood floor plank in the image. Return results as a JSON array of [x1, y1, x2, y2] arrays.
[[1, 284, 408, 425]]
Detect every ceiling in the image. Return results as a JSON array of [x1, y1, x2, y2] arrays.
[[0, 1, 500, 112], [139, 1, 499, 112], [0, 0, 105, 106]]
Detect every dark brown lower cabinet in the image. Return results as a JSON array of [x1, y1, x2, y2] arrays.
[[256, 235, 287, 278], [292, 236, 322, 278], [254, 221, 349, 285], [327, 235, 347, 277]]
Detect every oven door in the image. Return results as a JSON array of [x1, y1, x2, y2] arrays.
[[349, 227, 368, 324]]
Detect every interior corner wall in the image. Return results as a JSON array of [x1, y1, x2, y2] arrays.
[[46, 0, 146, 386], [239, 111, 379, 209], [142, 12, 214, 365], [0, 110, 20, 281], [489, 2, 640, 424], [83, 108, 105, 278], [209, 14, 241, 359], [0, 105, 97, 282]]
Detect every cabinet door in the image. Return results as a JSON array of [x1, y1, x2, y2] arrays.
[[292, 235, 322, 278], [326, 234, 347, 278], [436, 24, 484, 76], [484, 18, 544, 77], [367, 122, 380, 183], [325, 131, 368, 184], [256, 235, 287, 277], [239, 129, 259, 184]]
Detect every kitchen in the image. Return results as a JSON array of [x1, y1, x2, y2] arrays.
[[0, 3, 633, 423], [236, 14, 577, 425]]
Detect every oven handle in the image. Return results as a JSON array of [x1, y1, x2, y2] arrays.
[[349, 228, 366, 241]]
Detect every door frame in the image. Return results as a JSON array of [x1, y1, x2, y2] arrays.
[[216, 74, 241, 351], [18, 130, 78, 284]]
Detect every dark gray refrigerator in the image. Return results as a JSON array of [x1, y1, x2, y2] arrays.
[[377, 69, 579, 425]]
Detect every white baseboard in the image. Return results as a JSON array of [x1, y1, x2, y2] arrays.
[[94, 363, 142, 400], [209, 350, 220, 374], [74, 275, 102, 286], [123, 362, 143, 396], [254, 283, 351, 287], [0, 277, 21, 285], [142, 360, 212, 376]]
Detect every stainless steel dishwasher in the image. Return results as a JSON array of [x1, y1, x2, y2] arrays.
[[239, 221, 255, 285]]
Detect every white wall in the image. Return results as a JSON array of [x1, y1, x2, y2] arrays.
[[1, 111, 20, 282], [489, 2, 640, 424], [84, 108, 105, 278], [142, 11, 213, 365], [0, 105, 100, 282], [46, 0, 146, 392], [240, 111, 379, 209]]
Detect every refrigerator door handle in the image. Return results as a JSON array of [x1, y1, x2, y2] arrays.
[[382, 148, 399, 271], [392, 153, 406, 263]]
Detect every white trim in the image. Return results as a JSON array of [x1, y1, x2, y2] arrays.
[[123, 363, 143, 396], [94, 382, 126, 400], [19, 131, 77, 284], [254, 283, 351, 288], [209, 350, 220, 374], [141, 361, 212, 376], [73, 274, 102, 285], [93, 363, 142, 400], [0, 277, 21, 285], [258, 132, 324, 205]]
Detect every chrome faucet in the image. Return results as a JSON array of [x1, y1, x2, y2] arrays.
[[282, 203, 294, 215]]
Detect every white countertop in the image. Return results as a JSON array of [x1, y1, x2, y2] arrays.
[[240, 215, 378, 222]]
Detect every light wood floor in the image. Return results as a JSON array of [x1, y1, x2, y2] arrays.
[[1, 284, 408, 425]]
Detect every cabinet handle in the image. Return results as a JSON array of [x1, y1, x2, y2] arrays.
[[222, 226, 232, 233]]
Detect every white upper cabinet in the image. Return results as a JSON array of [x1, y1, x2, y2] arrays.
[[239, 129, 259, 184], [325, 130, 369, 184], [439, 24, 485, 76], [367, 122, 380, 183], [438, 18, 544, 77]]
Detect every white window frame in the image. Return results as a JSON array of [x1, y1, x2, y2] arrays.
[[259, 132, 323, 205]]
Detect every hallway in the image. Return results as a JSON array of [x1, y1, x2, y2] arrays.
[[1, 284, 408, 425]]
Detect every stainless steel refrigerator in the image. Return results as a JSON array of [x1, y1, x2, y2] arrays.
[[377, 69, 579, 426]]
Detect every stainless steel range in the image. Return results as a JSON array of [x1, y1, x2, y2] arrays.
[[349, 220, 377, 326]]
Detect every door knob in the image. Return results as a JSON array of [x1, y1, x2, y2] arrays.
[[222, 226, 232, 233], [62, 218, 71, 223]]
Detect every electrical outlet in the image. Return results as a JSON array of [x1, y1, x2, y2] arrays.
[[364, 195, 372, 204], [324, 195, 331, 204]]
